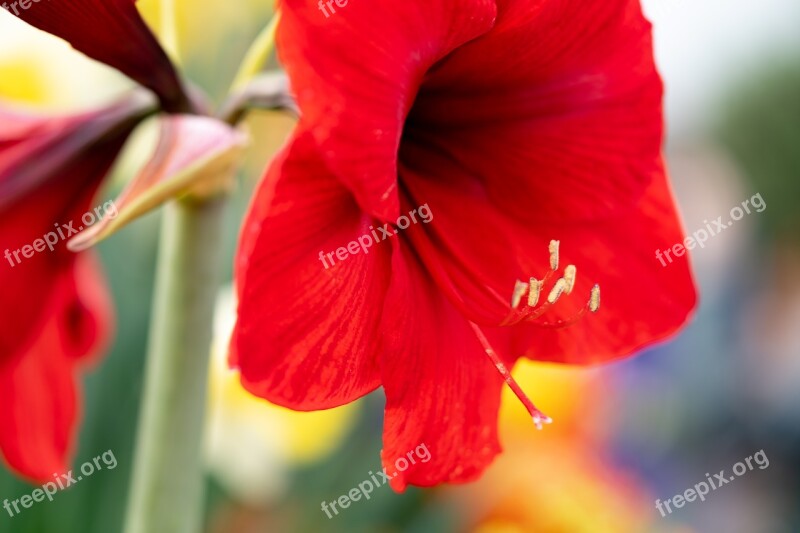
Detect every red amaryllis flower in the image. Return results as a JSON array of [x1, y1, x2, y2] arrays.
[[0, 1, 246, 482], [232, 0, 698, 490], [0, 96, 149, 480]]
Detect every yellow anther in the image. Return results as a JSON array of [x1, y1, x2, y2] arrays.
[[527, 277, 541, 307], [509, 242, 600, 327], [589, 284, 601, 313], [564, 265, 576, 294], [547, 278, 568, 304], [549, 240, 560, 270], [511, 280, 528, 309]]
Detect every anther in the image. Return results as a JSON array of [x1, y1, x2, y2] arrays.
[[589, 284, 601, 312], [547, 278, 568, 304], [527, 277, 541, 307], [564, 265, 576, 294], [504, 241, 601, 329], [549, 240, 560, 270], [511, 280, 528, 309]]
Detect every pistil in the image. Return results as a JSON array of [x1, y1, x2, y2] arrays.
[[469, 321, 552, 430]]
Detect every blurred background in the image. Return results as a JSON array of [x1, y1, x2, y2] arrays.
[[0, 0, 798, 531]]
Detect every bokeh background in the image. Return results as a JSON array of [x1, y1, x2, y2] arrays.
[[1, 0, 798, 531]]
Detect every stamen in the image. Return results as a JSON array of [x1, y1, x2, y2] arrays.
[[589, 284, 601, 312], [503, 241, 601, 331], [549, 240, 560, 270], [564, 265, 577, 294], [469, 321, 552, 430], [547, 278, 568, 304], [527, 277, 541, 307], [511, 280, 528, 309]]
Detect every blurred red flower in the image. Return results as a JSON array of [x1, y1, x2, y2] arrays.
[[0, 92, 154, 483], [231, 0, 697, 491], [0, 0, 203, 481]]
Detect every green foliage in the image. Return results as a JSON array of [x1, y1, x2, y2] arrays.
[[716, 58, 800, 246]]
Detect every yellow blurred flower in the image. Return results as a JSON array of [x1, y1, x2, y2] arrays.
[[498, 361, 598, 434], [444, 361, 695, 533], [0, 56, 49, 104], [0, 14, 131, 109], [465, 439, 651, 533]]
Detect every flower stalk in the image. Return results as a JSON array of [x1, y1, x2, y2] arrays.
[[230, 11, 281, 92], [123, 195, 228, 533]]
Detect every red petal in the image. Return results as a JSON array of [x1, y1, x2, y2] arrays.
[[68, 115, 247, 251], [12, 0, 188, 111], [276, 0, 497, 220], [0, 254, 112, 483], [379, 243, 510, 491], [0, 100, 137, 362], [231, 131, 392, 409], [0, 93, 153, 209], [405, 0, 664, 224]]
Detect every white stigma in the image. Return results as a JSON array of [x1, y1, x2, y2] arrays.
[[532, 413, 553, 430]]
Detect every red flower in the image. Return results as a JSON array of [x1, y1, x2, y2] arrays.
[[0, 96, 149, 480], [231, 0, 698, 490], [0, 0, 246, 481]]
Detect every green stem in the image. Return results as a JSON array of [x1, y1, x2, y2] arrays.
[[123, 195, 228, 533], [229, 11, 281, 92]]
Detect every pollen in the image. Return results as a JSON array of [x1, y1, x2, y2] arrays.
[[527, 277, 541, 307], [547, 278, 568, 304], [589, 284, 601, 313], [511, 280, 528, 309], [564, 265, 576, 294], [505, 240, 602, 329], [549, 240, 560, 270]]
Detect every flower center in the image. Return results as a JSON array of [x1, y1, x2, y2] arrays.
[[506, 239, 600, 327], [472, 240, 601, 429]]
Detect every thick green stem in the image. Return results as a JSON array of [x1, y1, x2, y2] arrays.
[[123, 195, 227, 533], [229, 11, 281, 93]]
